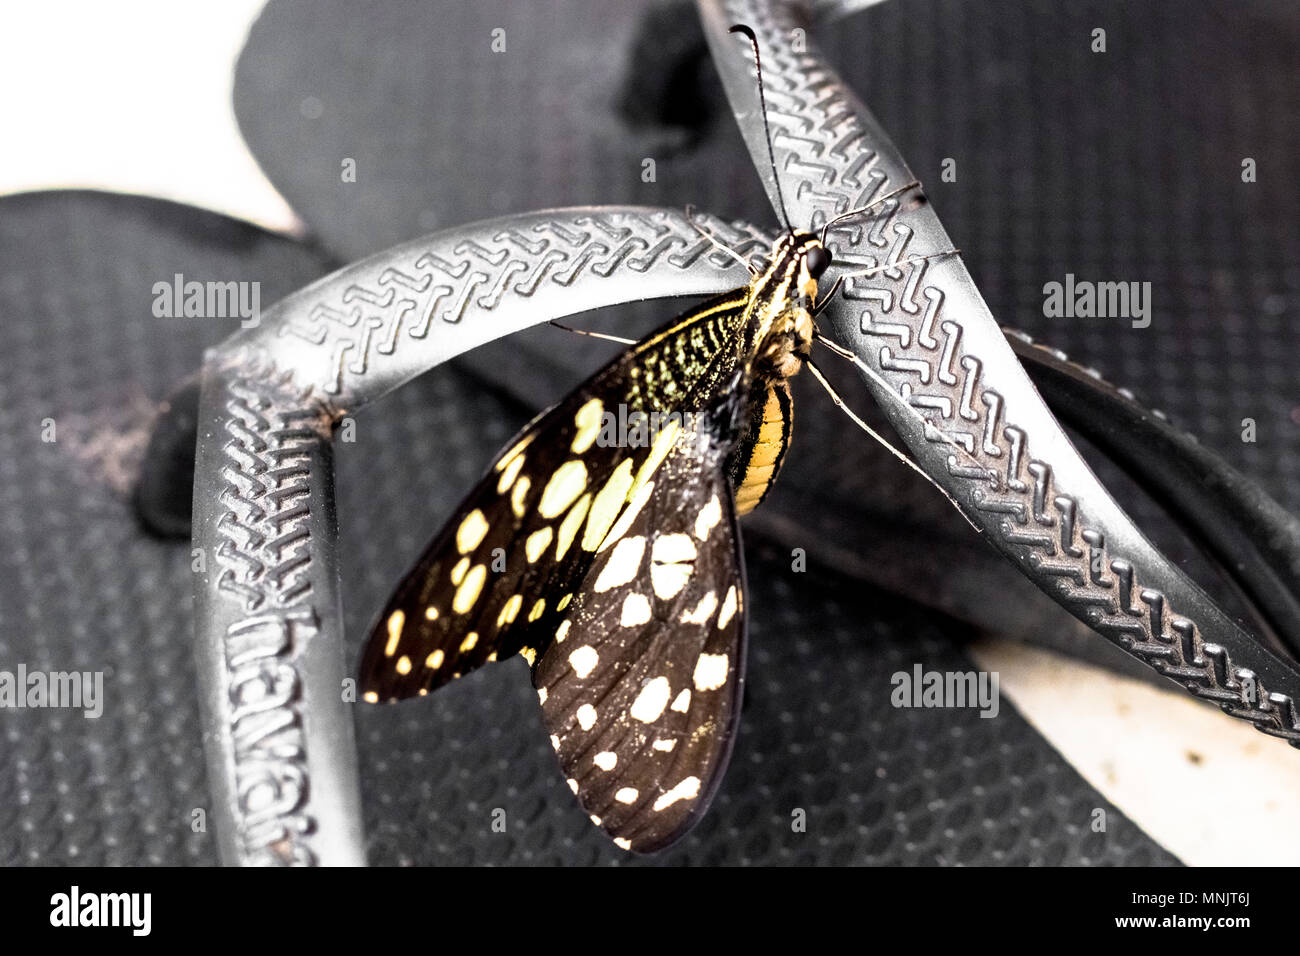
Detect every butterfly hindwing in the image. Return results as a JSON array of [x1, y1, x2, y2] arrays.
[[358, 291, 752, 703], [532, 408, 747, 854]]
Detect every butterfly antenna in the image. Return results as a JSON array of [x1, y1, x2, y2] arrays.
[[729, 24, 794, 234], [804, 357, 983, 534], [685, 205, 761, 276], [549, 320, 637, 346], [813, 332, 992, 516]]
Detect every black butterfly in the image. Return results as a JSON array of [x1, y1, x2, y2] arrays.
[[358, 24, 952, 853]]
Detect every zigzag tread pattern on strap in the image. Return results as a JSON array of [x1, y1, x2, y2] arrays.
[[730, 2, 1300, 744], [214, 374, 322, 614], [276, 210, 772, 397]]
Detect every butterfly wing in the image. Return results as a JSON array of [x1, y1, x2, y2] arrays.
[[532, 405, 747, 853], [358, 290, 752, 703]]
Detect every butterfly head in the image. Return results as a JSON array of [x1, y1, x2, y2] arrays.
[[749, 230, 830, 381]]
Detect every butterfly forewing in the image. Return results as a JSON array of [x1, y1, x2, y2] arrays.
[[358, 291, 752, 703], [532, 432, 747, 853]]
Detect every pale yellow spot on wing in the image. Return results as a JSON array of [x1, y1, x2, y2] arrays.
[[671, 688, 691, 713], [364, 691, 379, 703], [426, 649, 444, 670], [497, 593, 523, 627], [525, 526, 553, 563], [394, 655, 411, 675], [718, 585, 738, 630], [630, 676, 670, 723], [452, 564, 486, 614], [576, 703, 597, 731], [459, 632, 478, 652], [652, 776, 701, 812], [384, 610, 405, 657], [528, 598, 546, 622], [555, 492, 591, 560], [450, 556, 470, 586], [694, 494, 722, 540], [693, 653, 729, 691], [681, 591, 717, 625], [568, 645, 599, 679], [581, 458, 635, 551], [494, 434, 533, 472], [593, 751, 617, 771], [615, 787, 639, 805], [510, 475, 531, 518], [555, 620, 571, 643], [520, 646, 537, 666], [613, 837, 632, 850], [455, 509, 489, 553], [538, 460, 588, 518], [496, 452, 526, 494], [620, 592, 652, 628], [597, 479, 655, 554], [590, 815, 602, 826], [570, 397, 604, 454], [424, 606, 439, 621], [557, 593, 573, 611], [652, 738, 677, 752], [627, 419, 680, 502], [594, 536, 646, 593]]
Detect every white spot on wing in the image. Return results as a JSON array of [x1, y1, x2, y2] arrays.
[[593, 751, 617, 771], [671, 688, 691, 713], [650, 532, 696, 599], [718, 585, 738, 629], [630, 676, 671, 723], [693, 653, 729, 691], [614, 787, 639, 805], [576, 704, 598, 731], [680, 591, 718, 625], [568, 645, 599, 679], [652, 776, 701, 812], [594, 536, 646, 593], [620, 592, 652, 627], [694, 494, 722, 540]]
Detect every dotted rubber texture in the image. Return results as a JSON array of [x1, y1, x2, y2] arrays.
[[0, 190, 1177, 865], [232, 0, 1300, 677]]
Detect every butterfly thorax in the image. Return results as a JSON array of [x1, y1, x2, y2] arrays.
[[743, 230, 824, 386]]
